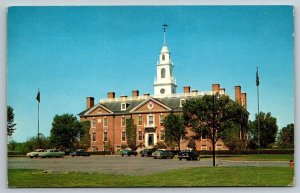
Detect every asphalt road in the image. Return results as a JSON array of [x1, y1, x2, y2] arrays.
[[8, 156, 290, 176]]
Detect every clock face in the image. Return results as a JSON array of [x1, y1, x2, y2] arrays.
[[160, 88, 165, 94]]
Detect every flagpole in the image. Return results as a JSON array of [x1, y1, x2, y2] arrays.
[[256, 67, 260, 151], [37, 89, 40, 149]]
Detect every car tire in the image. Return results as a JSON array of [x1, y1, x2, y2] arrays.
[[121, 154, 124, 157], [141, 155, 144, 157], [179, 158, 182, 161]]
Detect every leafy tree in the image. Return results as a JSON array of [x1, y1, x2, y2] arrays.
[[75, 121, 91, 150], [7, 140, 18, 152], [249, 112, 278, 148], [163, 113, 186, 151], [182, 94, 247, 166], [222, 124, 247, 151], [25, 133, 51, 151], [7, 106, 17, 136], [277, 123, 294, 149], [187, 138, 196, 150], [104, 140, 113, 152], [126, 118, 137, 150], [50, 114, 83, 151], [154, 141, 168, 150]]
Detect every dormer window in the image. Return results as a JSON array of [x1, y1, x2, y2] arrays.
[[180, 99, 186, 107], [121, 103, 127, 111]]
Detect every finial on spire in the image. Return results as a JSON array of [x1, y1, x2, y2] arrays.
[[163, 24, 168, 45]]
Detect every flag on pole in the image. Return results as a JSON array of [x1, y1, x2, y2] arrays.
[[256, 67, 259, 86], [36, 90, 40, 103]]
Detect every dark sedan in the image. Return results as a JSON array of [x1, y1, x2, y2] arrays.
[[70, 150, 90, 157], [140, 149, 154, 157], [178, 151, 200, 161], [120, 149, 137, 156]]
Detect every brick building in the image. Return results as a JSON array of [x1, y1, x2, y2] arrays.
[[79, 27, 249, 152]]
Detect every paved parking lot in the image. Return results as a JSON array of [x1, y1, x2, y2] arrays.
[[8, 156, 290, 176]]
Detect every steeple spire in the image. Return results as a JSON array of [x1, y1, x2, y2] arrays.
[[163, 24, 168, 45]]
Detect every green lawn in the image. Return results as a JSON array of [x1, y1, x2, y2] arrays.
[[207, 154, 294, 161], [8, 167, 294, 188]]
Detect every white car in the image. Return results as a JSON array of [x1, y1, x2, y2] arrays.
[[26, 149, 44, 158], [38, 149, 65, 158]]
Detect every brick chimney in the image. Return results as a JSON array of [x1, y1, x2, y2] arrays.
[[241, 93, 247, 109], [108, 92, 115, 99], [235, 86, 241, 104], [183, 86, 190, 93], [212, 84, 220, 93], [86, 97, 94, 109], [132, 90, 139, 97]]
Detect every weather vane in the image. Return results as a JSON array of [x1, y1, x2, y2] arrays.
[[163, 24, 168, 45]]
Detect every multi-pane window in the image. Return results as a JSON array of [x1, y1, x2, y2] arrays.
[[138, 115, 142, 126], [92, 132, 96, 141], [138, 131, 143, 140], [103, 117, 108, 127], [180, 99, 186, 107], [121, 117, 126, 127], [121, 131, 126, 142], [91, 118, 96, 128], [159, 114, 164, 125], [103, 131, 108, 142], [160, 130, 165, 141], [148, 115, 154, 125]]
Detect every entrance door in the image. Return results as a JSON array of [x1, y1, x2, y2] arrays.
[[148, 134, 154, 146]]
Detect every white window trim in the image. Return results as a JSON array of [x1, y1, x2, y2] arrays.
[[121, 116, 126, 127], [138, 115, 142, 126], [121, 130, 126, 142], [138, 131, 143, 141], [103, 131, 108, 142], [91, 117, 96, 128], [121, 103, 127, 111], [160, 130, 165, 141], [180, 99, 186, 107], [159, 114, 164, 124], [92, 131, 96, 142], [103, 117, 108, 127], [147, 114, 155, 126]]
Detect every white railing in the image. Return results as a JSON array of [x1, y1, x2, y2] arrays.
[[153, 77, 176, 85], [99, 91, 227, 103]]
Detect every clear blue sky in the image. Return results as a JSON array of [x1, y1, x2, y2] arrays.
[[7, 6, 294, 142]]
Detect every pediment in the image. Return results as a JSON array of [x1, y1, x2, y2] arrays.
[[84, 104, 113, 115], [130, 98, 171, 112]]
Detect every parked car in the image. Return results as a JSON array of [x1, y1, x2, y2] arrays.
[[178, 150, 200, 161], [38, 149, 65, 158], [140, 149, 154, 157], [26, 149, 44, 158], [120, 149, 137, 156], [152, 149, 174, 159], [70, 149, 90, 157]]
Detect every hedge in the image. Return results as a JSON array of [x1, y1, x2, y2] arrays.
[[198, 149, 294, 155]]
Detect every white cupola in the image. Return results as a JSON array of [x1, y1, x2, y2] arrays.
[[154, 24, 177, 96]]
